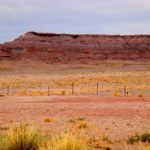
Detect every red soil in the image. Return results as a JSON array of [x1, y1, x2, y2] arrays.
[[0, 96, 150, 140]]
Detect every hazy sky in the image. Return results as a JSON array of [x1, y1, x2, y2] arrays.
[[0, 0, 150, 43]]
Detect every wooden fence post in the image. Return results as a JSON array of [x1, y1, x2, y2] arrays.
[[7, 86, 9, 95], [72, 83, 74, 95], [48, 86, 50, 96], [124, 85, 127, 96], [96, 82, 99, 95]]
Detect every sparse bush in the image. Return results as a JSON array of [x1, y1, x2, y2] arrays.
[[101, 135, 112, 144], [67, 117, 86, 124], [127, 134, 140, 144], [113, 92, 121, 97], [140, 133, 150, 143], [67, 119, 76, 124], [47, 134, 87, 150], [88, 136, 111, 150], [76, 117, 86, 121], [0, 126, 9, 131], [61, 90, 66, 95], [127, 132, 150, 144], [78, 121, 88, 129], [44, 118, 55, 123], [138, 94, 144, 97], [4, 124, 41, 150]]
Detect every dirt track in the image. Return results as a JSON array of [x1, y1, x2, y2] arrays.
[[0, 96, 150, 140]]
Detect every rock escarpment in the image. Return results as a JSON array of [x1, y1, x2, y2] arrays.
[[0, 32, 150, 63]]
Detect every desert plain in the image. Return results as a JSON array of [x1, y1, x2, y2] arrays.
[[0, 60, 150, 150]]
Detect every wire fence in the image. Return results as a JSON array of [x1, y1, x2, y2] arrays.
[[0, 82, 149, 97]]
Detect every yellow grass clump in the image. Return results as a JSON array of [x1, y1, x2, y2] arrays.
[[47, 134, 87, 150], [78, 121, 88, 129], [4, 124, 41, 150], [44, 118, 55, 123]]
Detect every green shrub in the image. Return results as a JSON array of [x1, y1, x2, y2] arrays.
[[127, 132, 150, 144], [127, 134, 140, 144], [4, 124, 41, 150], [140, 133, 150, 143]]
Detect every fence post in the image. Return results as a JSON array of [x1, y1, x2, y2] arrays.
[[124, 85, 127, 96], [7, 86, 9, 95], [96, 82, 99, 95], [48, 86, 50, 96], [72, 83, 74, 95]]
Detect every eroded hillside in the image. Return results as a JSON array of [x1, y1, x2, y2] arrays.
[[0, 32, 150, 63]]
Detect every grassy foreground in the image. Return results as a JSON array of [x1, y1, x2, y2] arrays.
[[0, 124, 150, 150]]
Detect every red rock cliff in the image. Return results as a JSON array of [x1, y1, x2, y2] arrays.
[[0, 32, 150, 63]]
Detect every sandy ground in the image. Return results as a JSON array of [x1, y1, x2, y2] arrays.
[[0, 95, 150, 141]]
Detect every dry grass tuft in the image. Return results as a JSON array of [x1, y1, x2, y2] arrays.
[[61, 90, 66, 95], [47, 133, 87, 150], [78, 121, 88, 129], [4, 124, 41, 150], [0, 126, 9, 131], [138, 94, 144, 97], [44, 118, 55, 123]]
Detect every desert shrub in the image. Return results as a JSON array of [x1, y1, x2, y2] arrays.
[[4, 124, 41, 150], [78, 121, 88, 129], [44, 118, 55, 123], [67, 117, 86, 124], [127, 132, 150, 144], [0, 126, 9, 131], [47, 134, 87, 150], [127, 134, 140, 144], [140, 133, 150, 143], [113, 92, 121, 97], [61, 90, 66, 95], [67, 119, 76, 124], [88, 136, 110, 150], [67, 118, 88, 129], [138, 94, 144, 97], [101, 135, 112, 144], [76, 117, 86, 121]]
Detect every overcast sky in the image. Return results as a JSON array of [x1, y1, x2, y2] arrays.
[[0, 0, 150, 43]]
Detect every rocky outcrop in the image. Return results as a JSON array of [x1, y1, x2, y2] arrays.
[[0, 32, 150, 63]]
